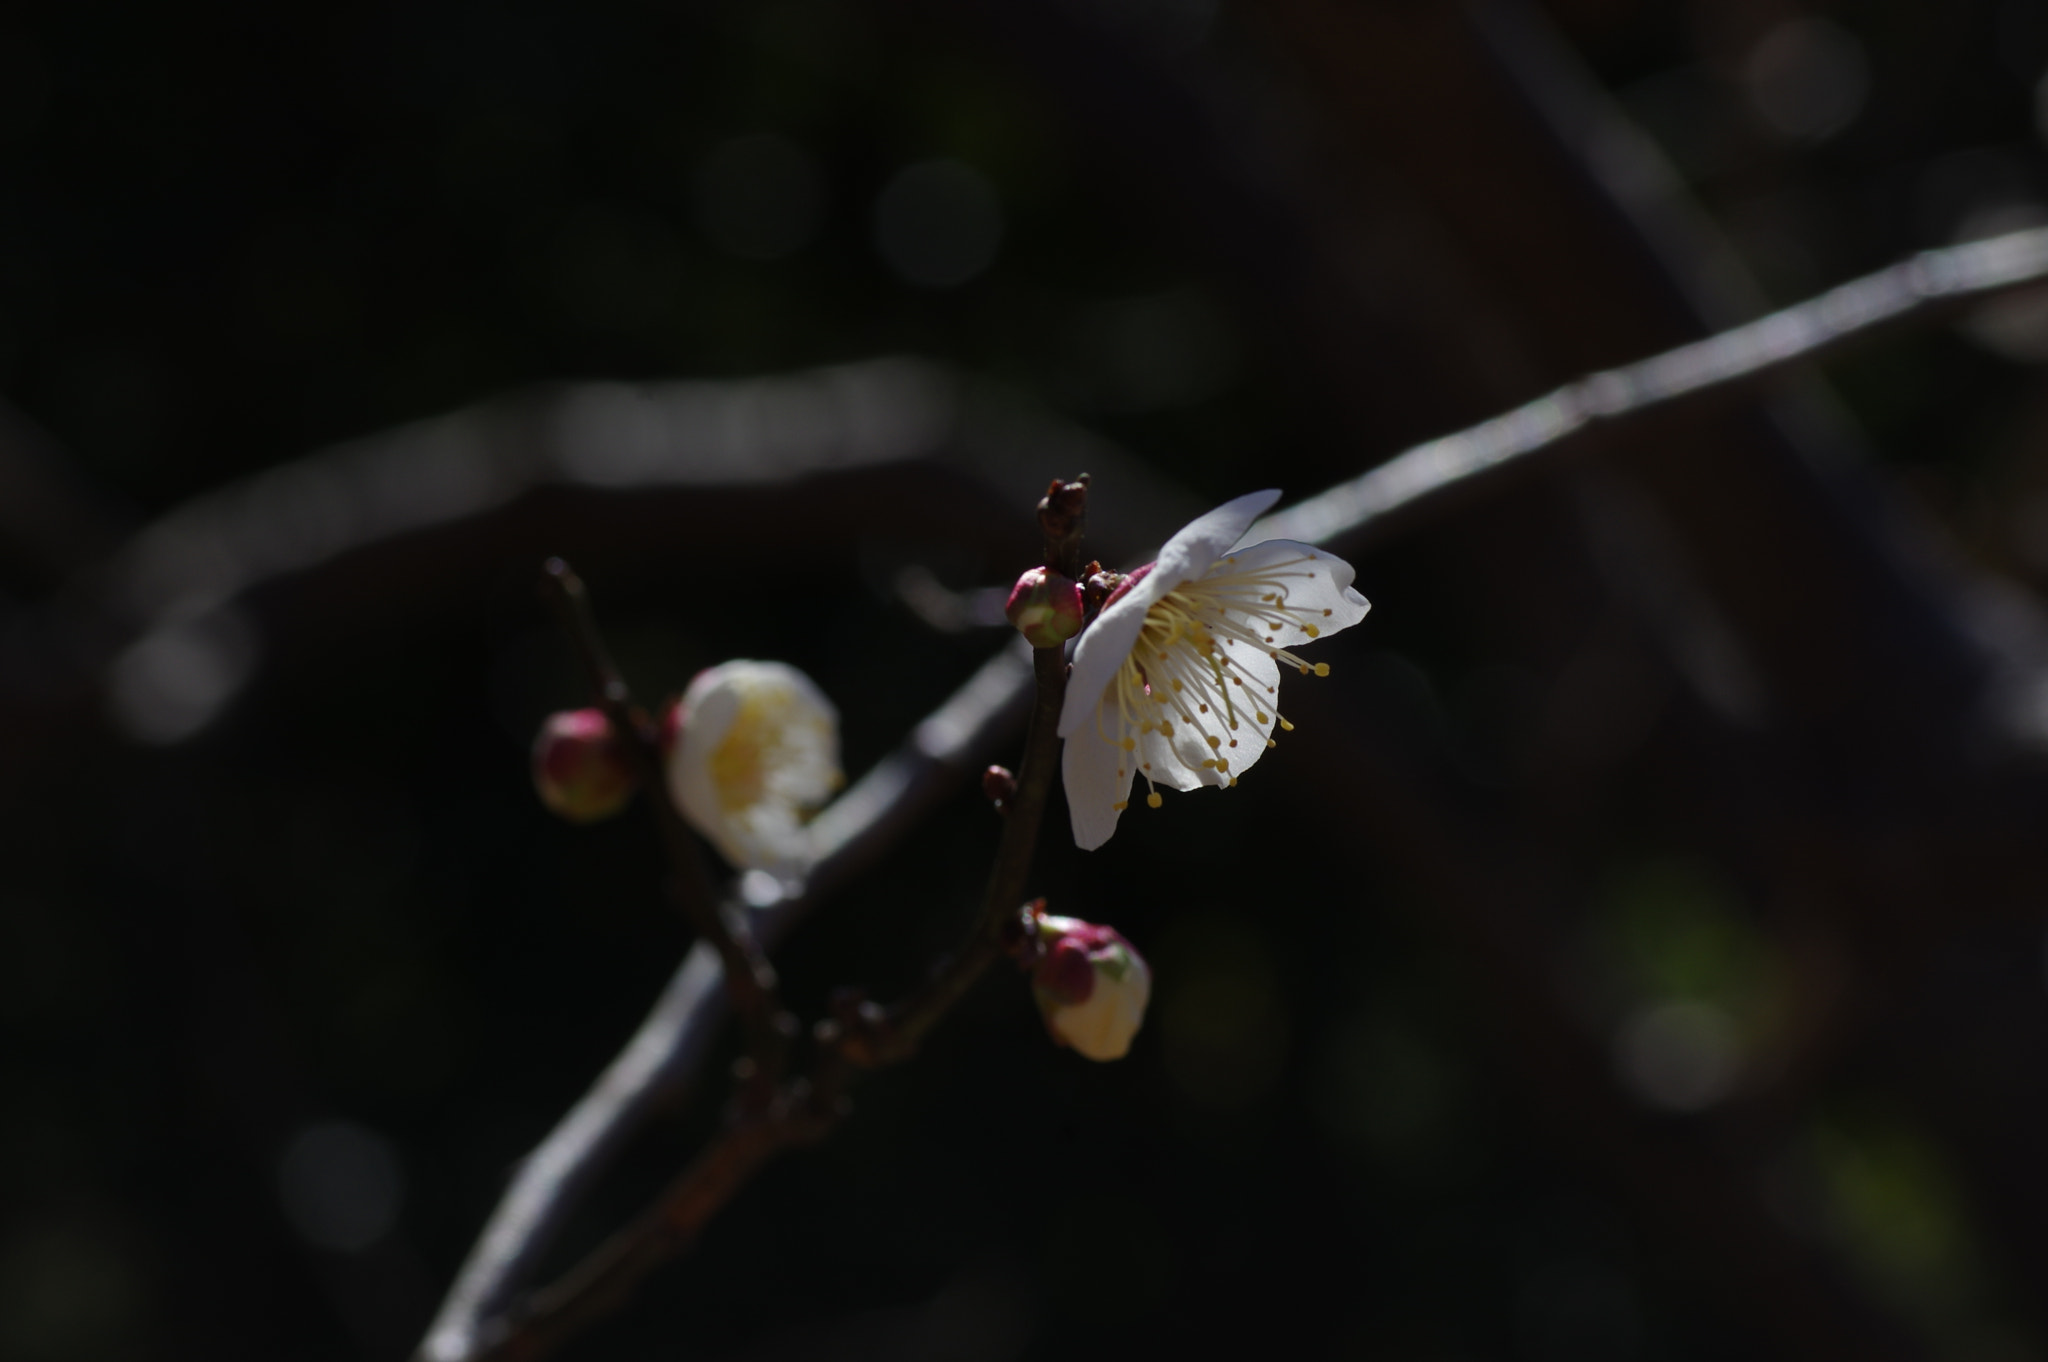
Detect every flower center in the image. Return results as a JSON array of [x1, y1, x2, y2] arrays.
[[1096, 551, 1336, 811]]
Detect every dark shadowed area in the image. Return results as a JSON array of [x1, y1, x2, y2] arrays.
[[8, 2, 2048, 1360]]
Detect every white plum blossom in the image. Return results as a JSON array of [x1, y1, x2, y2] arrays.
[[666, 660, 841, 873], [1056, 489, 1370, 850]]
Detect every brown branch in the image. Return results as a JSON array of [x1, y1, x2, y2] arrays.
[[470, 1108, 826, 1362], [445, 481, 1089, 1362], [419, 229, 2048, 1361], [416, 641, 1035, 1362]]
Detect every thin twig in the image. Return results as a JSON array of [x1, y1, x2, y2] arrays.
[[858, 642, 1068, 1067], [538, 559, 788, 1084], [859, 477, 1086, 1064], [419, 228, 2048, 1362]]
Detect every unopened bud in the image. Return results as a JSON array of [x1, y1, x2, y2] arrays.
[[532, 708, 637, 823], [1080, 562, 1123, 620], [1005, 567, 1084, 648], [1029, 911, 1151, 1061], [983, 764, 1017, 809]]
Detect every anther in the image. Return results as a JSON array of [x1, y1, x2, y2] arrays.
[[1265, 738, 1277, 748], [1146, 792, 1163, 809], [1112, 800, 1128, 811], [1278, 717, 1295, 731], [1205, 735, 1221, 748], [1304, 624, 1320, 638], [1313, 663, 1331, 677], [1119, 737, 1136, 751]]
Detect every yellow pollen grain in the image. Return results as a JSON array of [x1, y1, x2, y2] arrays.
[[1205, 734, 1221, 748], [1215, 758, 1229, 771], [1201, 759, 1216, 769], [1304, 624, 1320, 638], [1255, 712, 1269, 723], [1265, 738, 1277, 748], [1146, 791, 1163, 809], [1278, 718, 1295, 731], [1228, 776, 1238, 787], [1314, 663, 1331, 677]]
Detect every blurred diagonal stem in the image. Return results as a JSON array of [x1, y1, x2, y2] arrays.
[[538, 558, 790, 1088], [421, 228, 2048, 1362]]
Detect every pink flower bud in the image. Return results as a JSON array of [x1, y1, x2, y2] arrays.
[[1005, 567, 1085, 648], [532, 708, 637, 824], [1030, 912, 1151, 1061]]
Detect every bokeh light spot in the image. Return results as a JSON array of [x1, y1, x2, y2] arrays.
[[871, 160, 1003, 289], [277, 1120, 404, 1254]]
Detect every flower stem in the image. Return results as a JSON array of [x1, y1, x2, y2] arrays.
[[539, 558, 792, 1091]]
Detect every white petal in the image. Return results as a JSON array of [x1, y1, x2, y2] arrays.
[[1152, 489, 1282, 590], [1063, 695, 1136, 850], [1133, 722, 1204, 792], [1207, 643, 1282, 782], [1059, 586, 1151, 738], [1208, 538, 1371, 652]]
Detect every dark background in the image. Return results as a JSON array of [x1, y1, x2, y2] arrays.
[[8, 1, 2048, 1359]]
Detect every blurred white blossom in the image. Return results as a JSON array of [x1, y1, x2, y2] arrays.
[[666, 660, 841, 873]]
